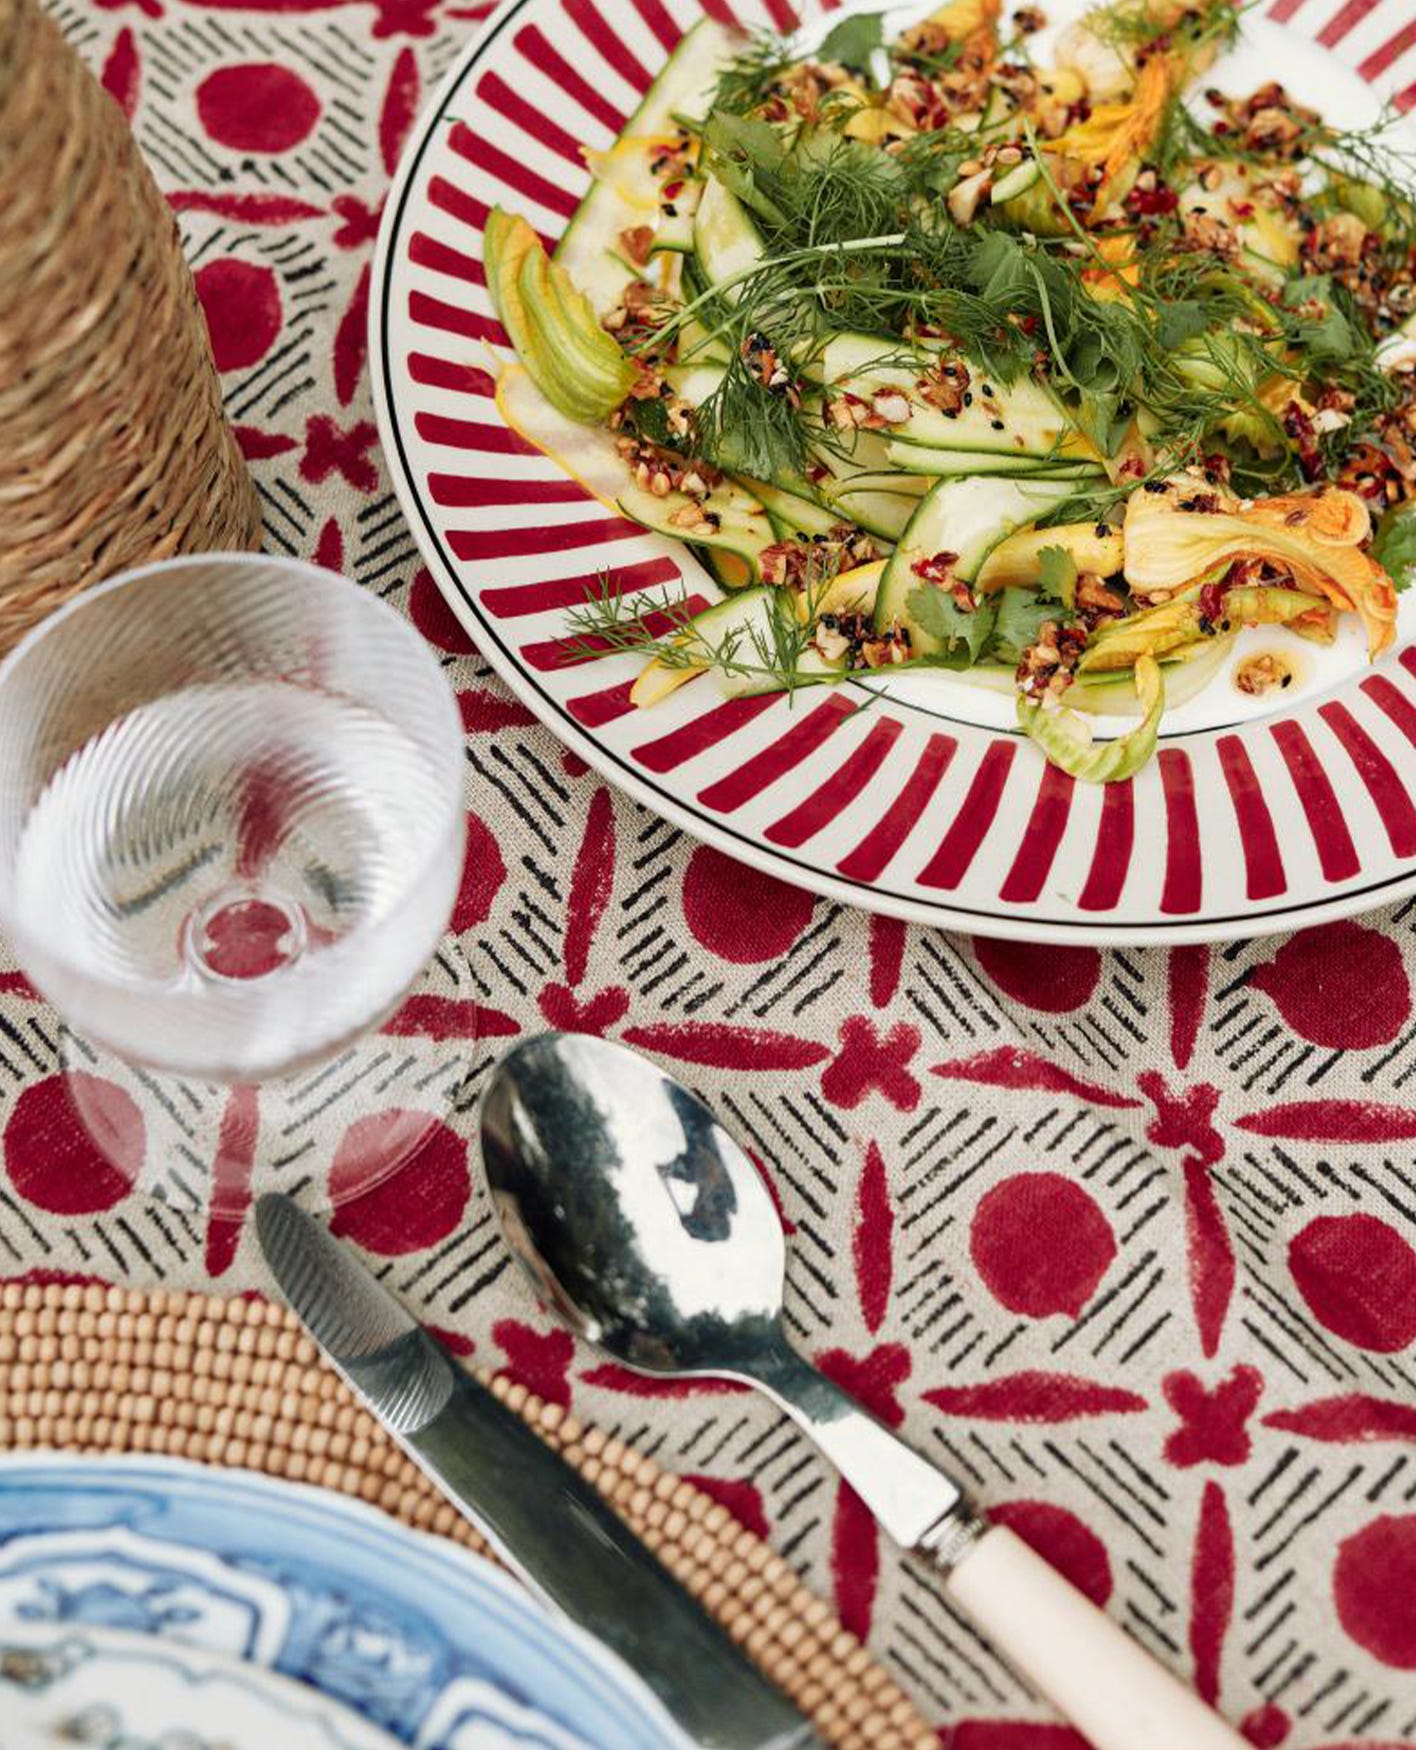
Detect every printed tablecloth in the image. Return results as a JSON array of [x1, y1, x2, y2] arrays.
[[6, 2, 1416, 1742]]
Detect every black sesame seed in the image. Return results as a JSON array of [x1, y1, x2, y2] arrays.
[[991, 418, 1006, 430], [963, 391, 973, 406]]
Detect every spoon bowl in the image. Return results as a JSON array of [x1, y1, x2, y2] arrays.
[[479, 1032, 787, 1378]]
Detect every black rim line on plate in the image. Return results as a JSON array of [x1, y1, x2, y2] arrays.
[[375, 0, 1416, 935]]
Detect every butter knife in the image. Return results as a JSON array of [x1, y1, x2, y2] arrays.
[[256, 1194, 821, 1750]]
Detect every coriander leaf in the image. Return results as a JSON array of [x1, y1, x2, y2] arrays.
[[1036, 545, 1078, 606], [814, 11, 885, 72], [626, 395, 675, 448], [702, 112, 788, 222], [704, 111, 786, 173], [991, 589, 1057, 664], [1374, 501, 1416, 593], [1281, 275, 1356, 366], [1070, 331, 1123, 393], [967, 230, 1032, 304], [1156, 301, 1211, 349], [906, 584, 998, 663]]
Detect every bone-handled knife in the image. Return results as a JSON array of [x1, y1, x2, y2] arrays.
[[256, 1194, 822, 1750]]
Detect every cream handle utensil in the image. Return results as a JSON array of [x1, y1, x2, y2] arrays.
[[752, 1339, 1245, 1750], [946, 1524, 1243, 1750]]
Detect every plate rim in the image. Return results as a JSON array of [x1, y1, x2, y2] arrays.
[[368, 0, 1416, 947], [0, 1449, 685, 1749]]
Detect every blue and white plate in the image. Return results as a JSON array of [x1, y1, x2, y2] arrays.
[[0, 1455, 685, 1750], [4, 1622, 409, 1749]]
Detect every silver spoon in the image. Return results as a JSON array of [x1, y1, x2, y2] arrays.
[[479, 1032, 1243, 1750]]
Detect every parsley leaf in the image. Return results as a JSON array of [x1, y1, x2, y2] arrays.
[[1036, 545, 1079, 607], [906, 584, 998, 663], [1374, 501, 1416, 593]]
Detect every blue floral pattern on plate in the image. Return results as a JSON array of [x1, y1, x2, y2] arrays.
[[2, 1623, 406, 1749], [0, 1455, 684, 1749]]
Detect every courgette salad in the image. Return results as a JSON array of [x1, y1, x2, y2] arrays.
[[484, 0, 1416, 782]]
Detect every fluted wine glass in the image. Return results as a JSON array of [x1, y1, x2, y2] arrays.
[[0, 555, 473, 1213]]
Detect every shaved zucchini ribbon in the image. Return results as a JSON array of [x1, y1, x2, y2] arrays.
[[1017, 654, 1167, 783]]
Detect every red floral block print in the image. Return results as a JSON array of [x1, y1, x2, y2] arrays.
[[15, 4, 1416, 1745]]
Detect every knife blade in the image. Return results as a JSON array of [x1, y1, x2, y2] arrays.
[[256, 1194, 822, 1750]]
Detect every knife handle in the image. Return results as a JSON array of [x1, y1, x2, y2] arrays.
[[942, 1525, 1244, 1750]]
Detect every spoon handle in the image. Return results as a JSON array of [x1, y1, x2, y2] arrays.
[[752, 1338, 1243, 1750], [944, 1525, 1245, 1750], [746, 1336, 969, 1550]]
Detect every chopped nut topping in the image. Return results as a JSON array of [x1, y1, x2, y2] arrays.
[[1180, 209, 1239, 258], [761, 526, 883, 590], [809, 612, 911, 670], [1282, 400, 1324, 483], [614, 431, 720, 501], [870, 389, 912, 425], [619, 225, 654, 267], [1235, 652, 1294, 696], [1207, 82, 1320, 159], [917, 357, 971, 415], [604, 276, 673, 345], [1075, 574, 1126, 630], [827, 392, 871, 431], [1016, 620, 1086, 699], [948, 167, 994, 227], [1309, 212, 1368, 269], [741, 331, 796, 398], [911, 549, 959, 585]]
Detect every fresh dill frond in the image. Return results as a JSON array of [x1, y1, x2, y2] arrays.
[[711, 32, 794, 118], [560, 577, 705, 667], [562, 574, 828, 698]]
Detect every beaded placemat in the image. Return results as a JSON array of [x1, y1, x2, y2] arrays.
[[0, 1281, 934, 1750]]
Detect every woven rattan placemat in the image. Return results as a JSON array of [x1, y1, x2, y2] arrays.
[[0, 1281, 935, 1749]]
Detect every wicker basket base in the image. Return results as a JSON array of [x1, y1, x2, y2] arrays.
[[0, 1282, 936, 1750], [0, 0, 261, 652]]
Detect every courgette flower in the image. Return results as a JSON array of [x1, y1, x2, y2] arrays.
[[1124, 478, 1398, 656]]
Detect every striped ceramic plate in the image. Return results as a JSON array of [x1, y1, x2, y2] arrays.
[[370, 0, 1416, 945]]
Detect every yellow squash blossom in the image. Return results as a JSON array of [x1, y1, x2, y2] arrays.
[[922, 0, 1000, 38], [1081, 233, 1141, 302], [1048, 54, 1175, 216], [1124, 482, 1398, 657]]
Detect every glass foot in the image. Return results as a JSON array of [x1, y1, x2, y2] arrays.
[[51, 936, 480, 1222]]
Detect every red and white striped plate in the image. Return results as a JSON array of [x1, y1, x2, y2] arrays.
[[370, 0, 1416, 945]]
